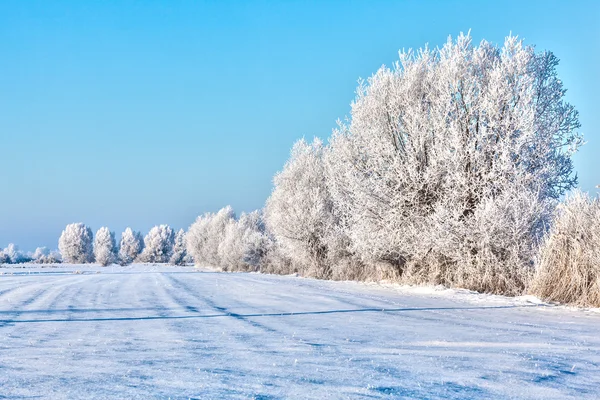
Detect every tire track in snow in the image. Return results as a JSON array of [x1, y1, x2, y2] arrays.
[[158, 272, 354, 395], [0, 275, 74, 307], [162, 272, 357, 369], [160, 272, 324, 360], [237, 274, 558, 343], [162, 273, 282, 334], [0, 275, 86, 326]]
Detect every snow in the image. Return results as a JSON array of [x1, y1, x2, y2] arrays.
[[1, 264, 599, 399]]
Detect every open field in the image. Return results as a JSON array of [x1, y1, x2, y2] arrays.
[[0, 264, 599, 399]]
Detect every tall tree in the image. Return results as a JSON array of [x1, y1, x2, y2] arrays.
[[325, 33, 581, 293]]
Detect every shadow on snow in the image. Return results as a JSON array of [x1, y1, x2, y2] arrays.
[[0, 304, 544, 324]]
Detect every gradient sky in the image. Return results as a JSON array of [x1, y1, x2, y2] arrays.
[[1, 0, 598, 251]]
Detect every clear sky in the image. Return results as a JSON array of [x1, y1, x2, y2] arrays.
[[1, 0, 598, 251]]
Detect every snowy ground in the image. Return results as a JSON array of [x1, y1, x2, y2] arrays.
[[0, 264, 599, 399]]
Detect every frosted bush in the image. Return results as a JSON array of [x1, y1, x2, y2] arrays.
[[531, 191, 600, 306]]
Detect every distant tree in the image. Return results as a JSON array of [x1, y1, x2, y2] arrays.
[[118, 228, 144, 265], [47, 250, 63, 263], [139, 225, 175, 263], [187, 206, 235, 267], [218, 210, 269, 271], [58, 223, 94, 263], [33, 247, 62, 264], [169, 229, 187, 266], [94, 227, 117, 266], [186, 215, 211, 266], [264, 138, 342, 278], [33, 247, 49, 261], [32, 247, 49, 263], [3, 243, 27, 264]]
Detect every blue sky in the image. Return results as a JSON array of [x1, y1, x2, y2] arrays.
[[0, 0, 598, 251]]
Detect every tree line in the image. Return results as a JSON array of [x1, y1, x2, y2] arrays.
[[174, 33, 600, 307], [56, 223, 188, 267], [1, 33, 598, 307]]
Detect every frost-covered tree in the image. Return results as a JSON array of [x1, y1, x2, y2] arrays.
[[33, 247, 50, 264], [0, 252, 9, 264], [264, 139, 347, 278], [187, 206, 235, 267], [169, 229, 187, 266], [186, 215, 211, 266], [46, 250, 63, 263], [3, 243, 26, 264], [33, 247, 49, 262], [139, 225, 175, 263], [118, 228, 144, 265], [58, 223, 94, 263], [33, 247, 62, 264], [5, 244, 19, 263], [325, 33, 581, 293], [94, 227, 117, 266], [218, 211, 270, 271]]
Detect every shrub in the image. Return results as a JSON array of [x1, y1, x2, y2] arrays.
[[530, 191, 600, 306]]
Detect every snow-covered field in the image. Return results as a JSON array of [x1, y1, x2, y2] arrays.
[[0, 264, 599, 399]]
